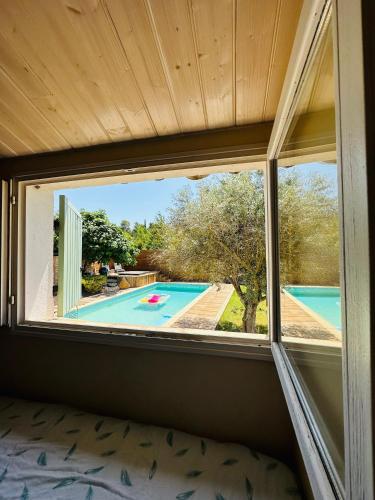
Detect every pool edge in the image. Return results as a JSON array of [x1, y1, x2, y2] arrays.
[[282, 287, 341, 338]]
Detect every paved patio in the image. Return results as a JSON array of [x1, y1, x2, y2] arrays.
[[169, 284, 233, 330], [281, 293, 340, 341], [53, 289, 129, 316]]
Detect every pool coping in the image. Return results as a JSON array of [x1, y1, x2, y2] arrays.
[[118, 271, 158, 276], [282, 286, 341, 339], [163, 285, 213, 327], [167, 283, 234, 330]]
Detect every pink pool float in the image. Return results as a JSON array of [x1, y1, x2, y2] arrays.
[[149, 294, 161, 303], [139, 293, 170, 305]]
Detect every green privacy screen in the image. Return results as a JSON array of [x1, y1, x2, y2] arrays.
[[57, 195, 82, 317]]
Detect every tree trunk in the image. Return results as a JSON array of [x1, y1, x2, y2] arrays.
[[242, 302, 258, 333]]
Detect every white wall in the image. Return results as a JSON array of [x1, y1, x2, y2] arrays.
[[25, 187, 54, 320]]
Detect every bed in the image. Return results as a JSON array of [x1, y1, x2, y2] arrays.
[[0, 396, 301, 499]]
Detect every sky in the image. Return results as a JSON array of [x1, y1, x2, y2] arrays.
[[54, 176, 201, 226], [54, 162, 338, 226]]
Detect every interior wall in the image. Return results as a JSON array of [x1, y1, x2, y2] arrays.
[[0, 332, 295, 465], [24, 187, 54, 320]]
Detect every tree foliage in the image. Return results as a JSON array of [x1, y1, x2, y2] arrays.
[[131, 214, 167, 250], [80, 210, 138, 266], [279, 172, 339, 286], [120, 219, 131, 233], [54, 208, 165, 266], [156, 171, 339, 333], [55, 209, 138, 266], [155, 172, 267, 332]]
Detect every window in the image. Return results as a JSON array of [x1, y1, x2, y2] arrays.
[[19, 164, 269, 343], [273, 18, 345, 492]]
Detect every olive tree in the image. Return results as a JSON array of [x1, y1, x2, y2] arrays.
[[157, 170, 339, 333], [156, 172, 267, 333], [278, 172, 339, 286]]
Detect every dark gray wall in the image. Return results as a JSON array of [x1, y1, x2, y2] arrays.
[[0, 332, 295, 464]]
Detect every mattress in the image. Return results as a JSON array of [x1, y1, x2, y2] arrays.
[[0, 397, 301, 499]]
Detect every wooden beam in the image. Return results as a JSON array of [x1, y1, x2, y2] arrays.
[[0, 122, 272, 180], [277, 108, 336, 165]]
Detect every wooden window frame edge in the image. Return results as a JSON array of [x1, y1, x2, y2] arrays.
[[278, 345, 345, 497], [272, 343, 337, 500], [267, 0, 375, 498], [334, 0, 375, 497], [266, 0, 345, 498], [267, 0, 331, 160], [0, 181, 9, 326]]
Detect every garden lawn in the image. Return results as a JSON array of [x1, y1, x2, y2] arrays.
[[216, 287, 268, 334]]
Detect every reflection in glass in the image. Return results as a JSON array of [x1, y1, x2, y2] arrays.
[[279, 161, 340, 341], [277, 20, 345, 486]]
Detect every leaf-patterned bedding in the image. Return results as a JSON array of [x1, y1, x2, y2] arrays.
[[0, 397, 301, 499]]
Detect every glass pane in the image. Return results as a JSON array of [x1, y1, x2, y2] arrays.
[[277, 20, 344, 485], [23, 167, 268, 339]]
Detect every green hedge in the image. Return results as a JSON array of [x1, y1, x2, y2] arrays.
[[82, 275, 107, 294]]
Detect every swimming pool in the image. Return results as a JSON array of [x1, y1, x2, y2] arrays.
[[284, 286, 341, 330], [65, 282, 210, 327]]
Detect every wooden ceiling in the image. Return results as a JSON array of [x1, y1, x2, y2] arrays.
[[0, 0, 302, 157]]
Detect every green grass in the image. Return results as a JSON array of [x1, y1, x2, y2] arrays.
[[216, 288, 268, 334]]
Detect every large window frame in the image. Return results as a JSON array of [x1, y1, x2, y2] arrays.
[[5, 129, 273, 361]]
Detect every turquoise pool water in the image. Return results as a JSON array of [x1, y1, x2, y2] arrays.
[[66, 282, 209, 327], [284, 286, 341, 330]]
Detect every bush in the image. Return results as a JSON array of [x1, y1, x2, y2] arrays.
[[82, 275, 107, 294]]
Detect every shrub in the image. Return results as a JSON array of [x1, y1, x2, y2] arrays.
[[82, 275, 107, 294]]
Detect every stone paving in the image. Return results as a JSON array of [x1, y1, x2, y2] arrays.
[[169, 284, 234, 330], [280, 293, 340, 341]]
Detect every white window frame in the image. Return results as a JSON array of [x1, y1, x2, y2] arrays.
[[0, 180, 9, 326], [266, 1, 344, 495], [8, 159, 273, 361], [266, 0, 374, 499]]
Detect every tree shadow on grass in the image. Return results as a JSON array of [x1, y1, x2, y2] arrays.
[[216, 321, 268, 335], [216, 321, 242, 333]]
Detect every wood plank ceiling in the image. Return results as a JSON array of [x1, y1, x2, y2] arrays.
[[0, 0, 302, 157]]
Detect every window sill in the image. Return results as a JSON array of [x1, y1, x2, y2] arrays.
[[4, 322, 273, 361]]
